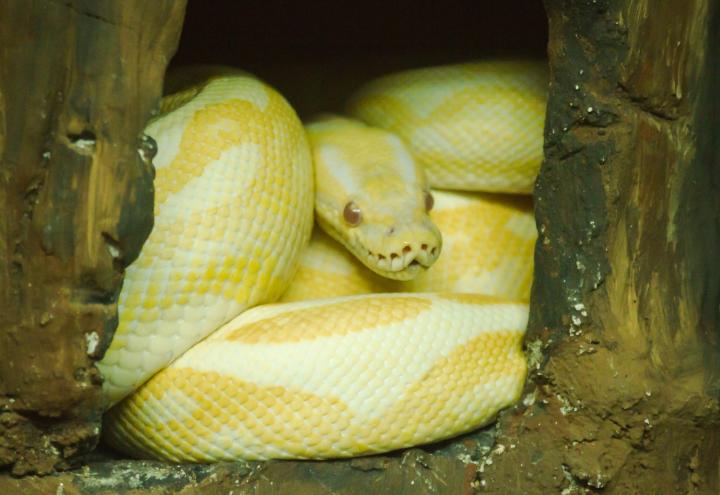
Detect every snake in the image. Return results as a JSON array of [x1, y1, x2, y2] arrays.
[[97, 60, 546, 462], [280, 189, 537, 304]]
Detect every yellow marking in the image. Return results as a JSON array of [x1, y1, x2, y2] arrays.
[[280, 266, 380, 302], [105, 368, 355, 460], [224, 296, 432, 343], [437, 293, 517, 305], [154, 88, 300, 206], [308, 117, 425, 193], [348, 61, 547, 193], [98, 73, 314, 404], [103, 328, 526, 461], [374, 330, 527, 444]]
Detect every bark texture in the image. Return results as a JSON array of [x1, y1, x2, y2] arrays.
[[481, 0, 720, 493], [0, 0, 186, 476]]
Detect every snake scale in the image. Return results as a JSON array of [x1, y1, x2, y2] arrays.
[[98, 60, 547, 462]]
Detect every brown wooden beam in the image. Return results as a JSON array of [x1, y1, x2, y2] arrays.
[[0, 0, 186, 475]]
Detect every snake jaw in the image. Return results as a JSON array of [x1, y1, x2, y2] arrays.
[[365, 239, 440, 276], [315, 212, 442, 281]]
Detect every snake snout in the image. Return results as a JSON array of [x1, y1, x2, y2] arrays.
[[414, 241, 440, 267], [368, 237, 440, 273]]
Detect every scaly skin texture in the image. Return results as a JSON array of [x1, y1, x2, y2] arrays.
[[100, 63, 540, 462], [97, 74, 314, 405], [307, 116, 442, 280], [348, 60, 547, 193], [103, 293, 528, 462], [280, 190, 536, 302]]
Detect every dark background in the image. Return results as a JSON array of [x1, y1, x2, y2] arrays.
[[170, 0, 548, 117]]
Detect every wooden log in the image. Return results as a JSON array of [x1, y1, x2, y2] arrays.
[[481, 0, 720, 493], [0, 0, 186, 475]]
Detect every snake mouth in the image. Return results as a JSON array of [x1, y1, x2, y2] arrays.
[[363, 242, 440, 280], [315, 216, 441, 281]]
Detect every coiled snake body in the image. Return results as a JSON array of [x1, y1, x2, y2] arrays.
[[98, 61, 546, 462]]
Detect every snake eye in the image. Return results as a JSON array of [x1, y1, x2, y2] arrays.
[[424, 191, 434, 212], [343, 201, 362, 226]]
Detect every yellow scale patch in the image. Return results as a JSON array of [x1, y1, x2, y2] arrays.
[[348, 61, 547, 193], [308, 117, 423, 194], [98, 75, 314, 404], [103, 294, 526, 462], [223, 295, 432, 343]]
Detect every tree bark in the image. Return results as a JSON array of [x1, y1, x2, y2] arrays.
[[482, 0, 720, 493], [0, 0, 186, 476]]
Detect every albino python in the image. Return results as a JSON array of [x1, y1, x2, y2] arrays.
[[98, 60, 547, 462]]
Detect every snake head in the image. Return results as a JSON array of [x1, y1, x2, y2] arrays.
[[308, 116, 442, 281]]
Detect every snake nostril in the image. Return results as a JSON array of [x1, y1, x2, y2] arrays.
[[378, 254, 386, 260], [421, 243, 428, 250], [390, 253, 399, 260], [402, 245, 412, 254]]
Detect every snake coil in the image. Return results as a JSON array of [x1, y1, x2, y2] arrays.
[[99, 60, 546, 462]]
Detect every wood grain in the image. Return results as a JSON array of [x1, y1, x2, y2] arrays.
[[0, 0, 186, 475]]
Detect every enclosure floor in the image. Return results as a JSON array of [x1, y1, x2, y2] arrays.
[[0, 429, 498, 495]]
